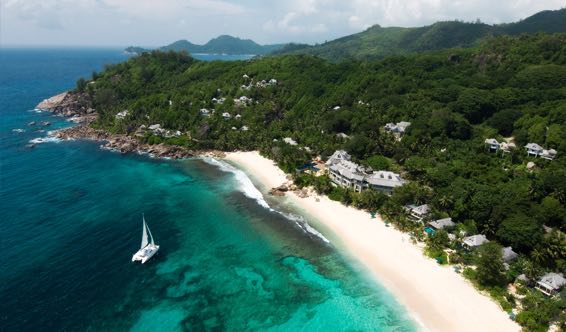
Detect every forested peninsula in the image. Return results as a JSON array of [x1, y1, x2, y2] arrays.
[[49, 33, 566, 331]]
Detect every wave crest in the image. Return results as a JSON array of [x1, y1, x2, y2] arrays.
[[201, 157, 270, 209], [202, 157, 330, 243], [29, 137, 62, 144]]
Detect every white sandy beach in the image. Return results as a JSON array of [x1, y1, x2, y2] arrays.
[[224, 151, 520, 332]]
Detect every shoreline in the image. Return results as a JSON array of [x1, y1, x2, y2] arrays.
[[224, 151, 521, 332], [34, 92, 519, 330]]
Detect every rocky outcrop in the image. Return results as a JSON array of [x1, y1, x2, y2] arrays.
[[269, 184, 289, 196], [36, 92, 69, 110], [36, 91, 96, 123], [49, 125, 194, 160], [39, 91, 195, 159]]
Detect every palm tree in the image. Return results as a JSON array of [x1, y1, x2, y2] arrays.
[[530, 247, 547, 267], [438, 195, 454, 210]]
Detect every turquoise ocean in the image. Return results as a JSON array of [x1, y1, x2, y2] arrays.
[[0, 48, 416, 331]]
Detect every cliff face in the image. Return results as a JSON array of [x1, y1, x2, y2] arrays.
[[36, 91, 95, 117]]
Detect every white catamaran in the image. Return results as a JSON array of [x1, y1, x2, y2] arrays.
[[132, 214, 159, 264]]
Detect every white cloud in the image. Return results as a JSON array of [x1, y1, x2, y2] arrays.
[[1, 0, 564, 46]]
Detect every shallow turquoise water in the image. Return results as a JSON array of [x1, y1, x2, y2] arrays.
[[0, 48, 416, 331]]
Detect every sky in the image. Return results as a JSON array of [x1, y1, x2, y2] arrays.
[[1, 0, 564, 47]]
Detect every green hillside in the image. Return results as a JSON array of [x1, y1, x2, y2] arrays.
[[78, 35, 566, 332], [273, 8, 566, 61]]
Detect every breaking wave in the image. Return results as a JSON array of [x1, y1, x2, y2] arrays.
[[202, 157, 330, 243], [28, 137, 62, 144], [202, 157, 271, 209]]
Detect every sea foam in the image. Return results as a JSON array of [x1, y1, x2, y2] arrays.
[[28, 137, 62, 144], [203, 157, 330, 243], [202, 157, 270, 209]]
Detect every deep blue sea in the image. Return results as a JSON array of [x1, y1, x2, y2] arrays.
[[0, 48, 416, 331]]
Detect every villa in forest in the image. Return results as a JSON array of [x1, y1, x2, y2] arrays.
[[484, 138, 516, 153], [326, 150, 405, 193], [405, 204, 430, 222], [485, 138, 500, 151], [384, 121, 411, 138], [502, 247, 518, 263], [536, 272, 566, 296], [428, 217, 455, 231], [462, 234, 489, 249], [525, 143, 557, 160]]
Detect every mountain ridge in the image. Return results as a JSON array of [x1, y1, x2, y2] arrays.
[[125, 35, 285, 55], [272, 8, 566, 61]]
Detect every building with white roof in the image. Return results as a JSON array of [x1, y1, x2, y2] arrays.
[[484, 138, 500, 151], [428, 217, 455, 230], [405, 204, 430, 222], [384, 121, 411, 136], [536, 272, 566, 296], [462, 234, 489, 249], [326, 150, 405, 194]]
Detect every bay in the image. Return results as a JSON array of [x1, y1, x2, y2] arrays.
[[0, 48, 416, 331]]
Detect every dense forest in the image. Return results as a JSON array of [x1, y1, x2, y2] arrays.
[[273, 8, 566, 61], [78, 33, 566, 331]]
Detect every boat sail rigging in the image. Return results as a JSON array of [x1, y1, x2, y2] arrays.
[[132, 214, 160, 264]]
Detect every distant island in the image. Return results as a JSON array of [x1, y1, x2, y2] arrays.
[[125, 35, 286, 56], [273, 8, 566, 61], [125, 8, 566, 61]]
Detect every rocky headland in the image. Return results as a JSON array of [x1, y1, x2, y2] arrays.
[[36, 91, 196, 159]]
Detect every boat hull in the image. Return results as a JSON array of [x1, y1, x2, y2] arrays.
[[132, 244, 160, 264]]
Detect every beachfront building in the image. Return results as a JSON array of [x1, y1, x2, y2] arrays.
[[428, 217, 455, 231], [384, 121, 411, 137], [536, 272, 566, 296], [326, 150, 406, 194], [365, 171, 405, 194], [462, 234, 489, 249], [405, 204, 430, 222]]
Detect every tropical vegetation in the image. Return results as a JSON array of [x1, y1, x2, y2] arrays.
[[77, 32, 566, 331]]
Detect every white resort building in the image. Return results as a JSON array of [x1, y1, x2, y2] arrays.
[[405, 204, 430, 222], [484, 138, 516, 153], [462, 234, 489, 249], [536, 272, 566, 296], [525, 143, 557, 160], [428, 217, 455, 231], [326, 150, 406, 194], [384, 121, 411, 137]]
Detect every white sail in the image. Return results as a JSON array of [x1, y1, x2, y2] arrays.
[[141, 215, 149, 249], [147, 222, 155, 245]]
